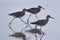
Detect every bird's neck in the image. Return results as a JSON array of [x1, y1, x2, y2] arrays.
[[22, 11, 25, 15], [38, 7, 41, 9], [23, 9, 26, 12], [46, 17, 49, 22], [38, 7, 41, 11], [22, 10, 25, 13]]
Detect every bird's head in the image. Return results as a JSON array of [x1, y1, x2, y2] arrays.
[[47, 15, 55, 19], [23, 8, 27, 11], [38, 5, 45, 9]]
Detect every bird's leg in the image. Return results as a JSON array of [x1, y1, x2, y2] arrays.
[[27, 14, 32, 29], [20, 26, 28, 32], [35, 25, 37, 28], [9, 23, 15, 32], [19, 18, 30, 31], [20, 18, 27, 24], [40, 26, 42, 30], [40, 33, 44, 40], [8, 18, 15, 32], [27, 14, 32, 23], [8, 18, 15, 27], [35, 14, 40, 20], [35, 35, 37, 40], [9, 26, 15, 32]]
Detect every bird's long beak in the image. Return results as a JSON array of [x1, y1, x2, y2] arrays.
[[50, 16, 55, 19], [41, 7, 45, 9]]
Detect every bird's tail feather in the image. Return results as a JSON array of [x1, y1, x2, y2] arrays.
[[31, 22, 36, 24], [9, 35, 14, 37], [8, 13, 13, 16]]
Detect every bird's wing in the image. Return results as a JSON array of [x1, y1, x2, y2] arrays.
[[39, 20, 47, 25], [27, 8, 37, 11]]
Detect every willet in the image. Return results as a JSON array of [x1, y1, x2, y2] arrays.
[[9, 27, 30, 40], [8, 9, 30, 29], [21, 5, 45, 31], [31, 15, 55, 29], [25, 28, 45, 35], [25, 5, 45, 20], [25, 28, 46, 40], [9, 9, 26, 24], [9, 32, 26, 40]]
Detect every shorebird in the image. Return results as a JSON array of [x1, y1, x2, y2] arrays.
[[25, 5, 45, 20], [9, 32, 26, 40], [8, 9, 29, 29], [30, 15, 55, 29], [8, 8, 32, 30], [25, 28, 45, 35], [21, 5, 45, 31], [25, 28, 46, 40], [9, 27, 30, 40]]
